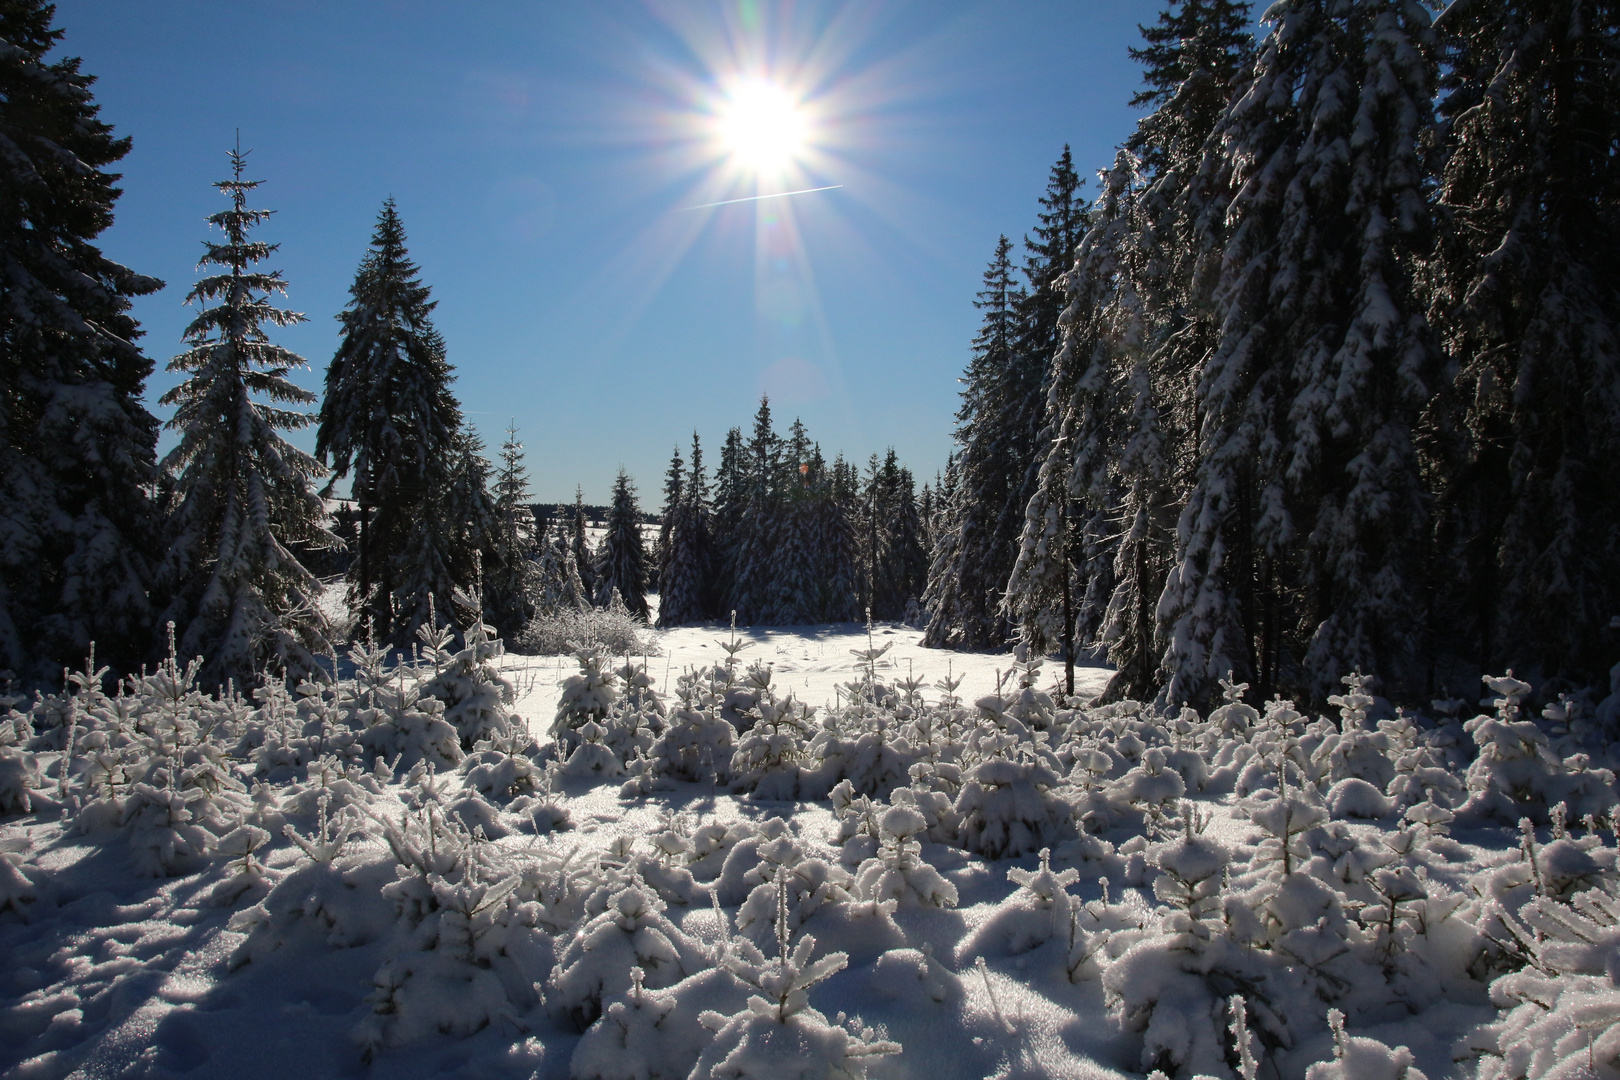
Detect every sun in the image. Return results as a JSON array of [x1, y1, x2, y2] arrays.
[[716, 79, 809, 179]]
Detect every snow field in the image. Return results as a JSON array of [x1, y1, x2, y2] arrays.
[[1, 625, 1618, 1080]]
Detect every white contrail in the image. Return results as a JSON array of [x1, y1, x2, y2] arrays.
[[679, 184, 843, 211]]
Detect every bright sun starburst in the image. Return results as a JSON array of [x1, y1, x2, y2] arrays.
[[716, 79, 808, 178]]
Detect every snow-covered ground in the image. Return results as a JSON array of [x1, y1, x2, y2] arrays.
[[1, 622, 1615, 1080], [504, 618, 1112, 741]]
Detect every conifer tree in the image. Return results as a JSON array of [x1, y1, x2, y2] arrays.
[[444, 430, 500, 604], [535, 529, 588, 615], [772, 420, 820, 624], [156, 146, 331, 687], [923, 236, 1025, 648], [1158, 0, 1441, 704], [570, 486, 596, 602], [0, 0, 164, 679], [484, 423, 537, 638], [1108, 0, 1255, 699], [728, 398, 781, 623], [1430, 0, 1620, 683], [596, 468, 650, 619], [1005, 152, 1146, 694], [816, 453, 862, 622], [709, 426, 748, 616], [316, 199, 465, 646], [658, 432, 711, 626], [869, 451, 927, 621], [656, 445, 683, 584]]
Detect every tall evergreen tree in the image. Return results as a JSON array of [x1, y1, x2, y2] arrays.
[[728, 398, 781, 623], [485, 423, 537, 639], [570, 486, 596, 603], [1106, 0, 1256, 699], [1158, 0, 1441, 705], [315, 199, 465, 646], [656, 444, 684, 585], [1429, 0, 1620, 684], [443, 429, 499, 606], [659, 431, 712, 626], [705, 427, 741, 615], [156, 146, 330, 687], [536, 529, 588, 615], [1005, 151, 1150, 695], [596, 468, 649, 619], [772, 419, 820, 624], [868, 451, 927, 620], [0, 0, 164, 680], [815, 453, 862, 623], [924, 236, 1026, 648]]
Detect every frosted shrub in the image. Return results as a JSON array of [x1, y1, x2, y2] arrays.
[[803, 709, 921, 800], [954, 753, 1068, 859], [547, 881, 706, 1030], [562, 719, 627, 779], [1467, 888, 1620, 1080], [349, 640, 463, 771], [1460, 672, 1618, 825], [1306, 1008, 1427, 1080], [354, 872, 544, 1059], [0, 746, 44, 814], [852, 804, 958, 908], [1151, 807, 1228, 946], [517, 605, 658, 658], [460, 728, 543, 802], [553, 648, 621, 752], [651, 670, 735, 785], [730, 695, 814, 800], [0, 837, 36, 914], [569, 966, 683, 1080], [959, 846, 1075, 959], [736, 855, 854, 943], [691, 876, 900, 1080], [417, 617, 520, 751], [229, 809, 395, 966], [207, 823, 276, 906], [122, 781, 218, 877]]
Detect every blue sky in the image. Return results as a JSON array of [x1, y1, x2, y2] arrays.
[[61, 0, 1168, 504]]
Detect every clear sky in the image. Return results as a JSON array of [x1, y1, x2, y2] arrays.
[[59, 0, 1168, 504]]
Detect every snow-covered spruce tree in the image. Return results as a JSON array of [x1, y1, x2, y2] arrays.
[[770, 420, 821, 625], [571, 486, 597, 604], [1095, 0, 1255, 702], [485, 423, 537, 639], [1159, 0, 1442, 705], [1005, 149, 1147, 696], [813, 453, 862, 622], [452, 430, 500, 576], [923, 235, 1026, 649], [595, 469, 649, 620], [728, 397, 781, 624], [1428, 0, 1620, 686], [658, 432, 710, 627], [868, 450, 928, 622], [929, 149, 1085, 650], [655, 444, 682, 586], [155, 146, 332, 687], [0, 0, 164, 681], [708, 426, 747, 617], [316, 199, 466, 646], [534, 531, 589, 616]]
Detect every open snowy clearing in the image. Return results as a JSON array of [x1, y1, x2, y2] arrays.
[[503, 619, 1113, 741]]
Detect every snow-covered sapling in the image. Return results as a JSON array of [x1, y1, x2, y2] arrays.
[[690, 870, 900, 1080]]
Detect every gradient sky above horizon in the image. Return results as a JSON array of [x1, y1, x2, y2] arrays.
[[61, 0, 1175, 504]]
